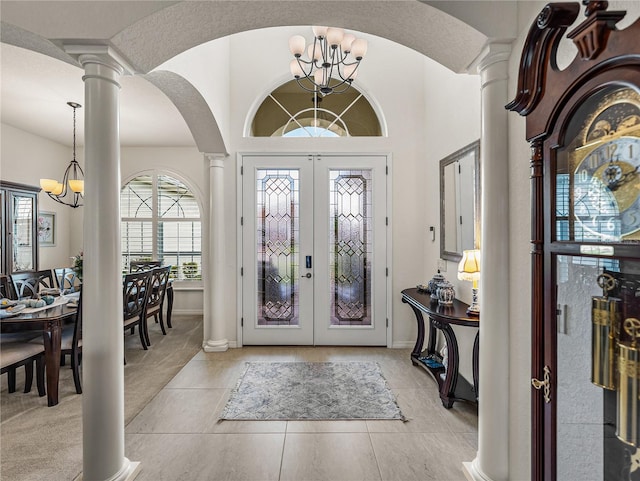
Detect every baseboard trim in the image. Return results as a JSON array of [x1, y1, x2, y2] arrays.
[[172, 309, 203, 316], [391, 341, 414, 349]]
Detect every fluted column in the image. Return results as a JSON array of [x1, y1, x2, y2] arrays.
[[203, 153, 228, 352], [65, 45, 139, 481], [463, 42, 512, 481]]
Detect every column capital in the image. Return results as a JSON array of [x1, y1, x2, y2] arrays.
[[469, 42, 512, 88], [205, 152, 228, 169], [63, 44, 135, 76]]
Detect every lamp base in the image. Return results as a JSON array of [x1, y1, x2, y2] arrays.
[[467, 287, 480, 317]]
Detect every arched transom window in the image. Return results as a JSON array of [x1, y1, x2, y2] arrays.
[[251, 79, 382, 137], [121, 173, 202, 280]]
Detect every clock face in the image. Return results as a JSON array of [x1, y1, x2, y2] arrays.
[[556, 86, 640, 243], [574, 137, 640, 239]]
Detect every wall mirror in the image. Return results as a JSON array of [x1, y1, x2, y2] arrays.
[[440, 140, 480, 262]]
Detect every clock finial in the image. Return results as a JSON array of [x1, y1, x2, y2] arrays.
[[582, 0, 608, 17]]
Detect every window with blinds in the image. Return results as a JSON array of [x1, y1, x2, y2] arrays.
[[121, 174, 202, 280]]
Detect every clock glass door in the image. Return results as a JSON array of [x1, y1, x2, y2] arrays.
[[551, 85, 640, 480]]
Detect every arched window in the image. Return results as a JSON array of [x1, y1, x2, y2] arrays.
[[251, 80, 382, 137], [121, 173, 202, 280]]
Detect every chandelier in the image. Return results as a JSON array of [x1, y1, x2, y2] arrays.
[[289, 26, 368, 96], [40, 102, 84, 208]]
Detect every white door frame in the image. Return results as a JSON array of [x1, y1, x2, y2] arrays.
[[236, 152, 393, 348]]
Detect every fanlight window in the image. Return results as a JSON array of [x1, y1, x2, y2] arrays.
[[251, 79, 382, 137], [121, 173, 202, 280]]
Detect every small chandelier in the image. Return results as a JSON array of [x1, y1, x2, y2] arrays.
[[40, 102, 84, 208], [289, 26, 368, 96]]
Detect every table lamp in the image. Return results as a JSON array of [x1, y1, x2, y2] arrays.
[[457, 249, 481, 316]]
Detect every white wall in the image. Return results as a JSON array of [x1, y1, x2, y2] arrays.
[[0, 122, 77, 270]]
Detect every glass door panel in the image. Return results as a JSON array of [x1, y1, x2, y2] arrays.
[[242, 156, 314, 345], [555, 255, 640, 481], [314, 156, 387, 346], [12, 193, 36, 272]]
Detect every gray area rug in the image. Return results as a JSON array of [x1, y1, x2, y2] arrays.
[[220, 361, 405, 421]]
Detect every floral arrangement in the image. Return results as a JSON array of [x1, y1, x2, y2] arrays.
[[72, 251, 83, 281]]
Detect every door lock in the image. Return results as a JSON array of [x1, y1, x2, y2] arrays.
[[302, 273, 312, 278]]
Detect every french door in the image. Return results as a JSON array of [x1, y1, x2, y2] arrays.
[[241, 154, 388, 346]]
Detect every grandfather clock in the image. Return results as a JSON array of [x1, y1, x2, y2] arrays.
[[507, 2, 640, 480]]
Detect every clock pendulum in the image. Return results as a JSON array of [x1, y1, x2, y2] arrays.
[[591, 272, 622, 390]]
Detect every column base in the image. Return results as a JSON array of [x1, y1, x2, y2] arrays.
[[203, 339, 229, 352], [463, 459, 493, 481], [74, 459, 141, 481]]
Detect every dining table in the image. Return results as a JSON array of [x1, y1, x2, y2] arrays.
[[1, 297, 78, 406]]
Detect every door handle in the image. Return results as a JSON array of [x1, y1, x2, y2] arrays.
[[301, 273, 312, 278]]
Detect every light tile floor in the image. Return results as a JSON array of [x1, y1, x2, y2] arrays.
[[125, 346, 478, 481]]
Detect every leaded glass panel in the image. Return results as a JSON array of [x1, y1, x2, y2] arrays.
[[256, 169, 300, 325], [330, 169, 372, 326]]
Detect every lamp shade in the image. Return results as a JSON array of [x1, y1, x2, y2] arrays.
[[40, 178, 58, 192], [350, 38, 368, 59], [68, 179, 84, 193], [290, 59, 304, 78], [289, 35, 306, 56], [457, 249, 481, 282]]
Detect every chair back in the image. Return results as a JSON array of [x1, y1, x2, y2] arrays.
[[0, 275, 15, 300], [122, 270, 151, 322], [72, 291, 83, 355], [54, 268, 81, 293], [10, 270, 55, 299], [129, 260, 162, 273], [146, 266, 171, 313]]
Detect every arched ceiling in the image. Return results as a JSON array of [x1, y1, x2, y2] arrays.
[[0, 1, 514, 153]]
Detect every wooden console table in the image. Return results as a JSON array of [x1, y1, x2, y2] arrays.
[[401, 287, 479, 408]]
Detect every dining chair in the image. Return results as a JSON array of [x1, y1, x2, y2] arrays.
[[10, 270, 55, 299], [141, 266, 171, 344], [123, 270, 152, 351], [0, 340, 46, 396], [54, 268, 81, 294], [129, 260, 162, 273], [60, 291, 83, 394]]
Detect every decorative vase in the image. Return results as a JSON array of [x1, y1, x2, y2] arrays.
[[437, 280, 455, 306], [428, 270, 445, 302]]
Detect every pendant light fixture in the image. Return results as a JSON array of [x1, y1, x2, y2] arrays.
[[40, 102, 84, 208], [289, 26, 367, 96]]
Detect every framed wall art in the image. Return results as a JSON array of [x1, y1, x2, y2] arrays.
[[37, 211, 55, 247]]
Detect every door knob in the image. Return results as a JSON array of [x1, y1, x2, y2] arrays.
[[302, 273, 312, 278]]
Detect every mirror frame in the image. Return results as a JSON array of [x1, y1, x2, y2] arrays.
[[439, 140, 481, 262]]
